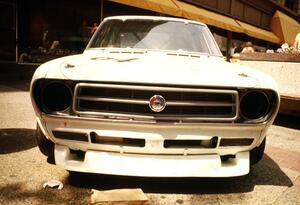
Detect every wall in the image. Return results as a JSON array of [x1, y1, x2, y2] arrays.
[[234, 60, 300, 97], [234, 59, 300, 116], [182, 0, 274, 30]]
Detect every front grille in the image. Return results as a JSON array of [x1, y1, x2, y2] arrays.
[[73, 83, 239, 122]]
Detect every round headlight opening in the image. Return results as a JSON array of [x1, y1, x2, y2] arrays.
[[240, 91, 270, 120], [42, 82, 72, 112]]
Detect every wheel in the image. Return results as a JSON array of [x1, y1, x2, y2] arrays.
[[36, 123, 54, 158], [250, 137, 266, 165], [68, 171, 84, 178], [68, 171, 89, 184]]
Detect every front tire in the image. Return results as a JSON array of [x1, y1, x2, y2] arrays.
[[250, 137, 266, 165], [36, 123, 54, 158]]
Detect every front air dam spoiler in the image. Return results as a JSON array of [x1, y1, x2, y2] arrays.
[[55, 145, 250, 177]]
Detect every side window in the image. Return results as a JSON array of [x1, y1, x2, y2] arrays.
[[92, 23, 111, 47], [202, 27, 222, 55], [194, 31, 210, 54]]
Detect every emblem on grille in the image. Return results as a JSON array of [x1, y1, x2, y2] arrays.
[[149, 95, 166, 112]]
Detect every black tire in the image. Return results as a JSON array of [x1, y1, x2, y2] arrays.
[[36, 123, 54, 158], [250, 137, 266, 165], [68, 171, 84, 178]]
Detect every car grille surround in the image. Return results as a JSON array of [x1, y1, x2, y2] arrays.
[[73, 83, 239, 123]]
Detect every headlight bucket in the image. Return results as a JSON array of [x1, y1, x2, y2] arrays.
[[42, 82, 72, 112], [32, 80, 73, 114], [240, 90, 274, 121]]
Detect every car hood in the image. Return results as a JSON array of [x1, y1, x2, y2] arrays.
[[35, 50, 277, 90]]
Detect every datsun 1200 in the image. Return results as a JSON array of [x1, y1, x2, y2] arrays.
[[30, 16, 279, 177]]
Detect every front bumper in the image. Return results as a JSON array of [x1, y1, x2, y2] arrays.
[[55, 145, 250, 177], [40, 114, 265, 177], [41, 114, 267, 156]]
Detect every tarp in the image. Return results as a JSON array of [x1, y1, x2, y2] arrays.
[[110, 0, 242, 33], [110, 0, 182, 17], [173, 0, 242, 33], [271, 10, 300, 45], [237, 20, 281, 44]]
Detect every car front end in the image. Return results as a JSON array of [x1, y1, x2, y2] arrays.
[[30, 16, 280, 177]]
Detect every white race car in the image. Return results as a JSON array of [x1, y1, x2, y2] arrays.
[[30, 16, 279, 177]]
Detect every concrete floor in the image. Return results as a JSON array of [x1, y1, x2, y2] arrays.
[[0, 80, 299, 205]]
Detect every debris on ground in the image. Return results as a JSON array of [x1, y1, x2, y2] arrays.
[[90, 188, 148, 205], [43, 179, 63, 190]]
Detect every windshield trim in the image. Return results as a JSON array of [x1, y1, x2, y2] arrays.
[[85, 47, 224, 58], [86, 17, 223, 57]]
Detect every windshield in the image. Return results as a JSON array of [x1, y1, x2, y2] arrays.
[[88, 19, 221, 56]]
